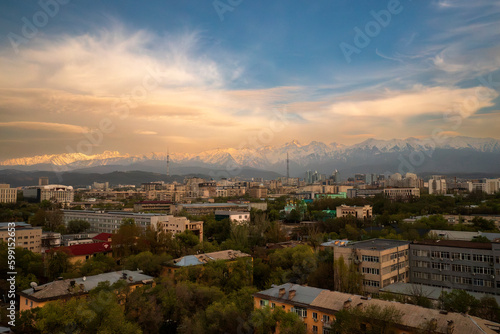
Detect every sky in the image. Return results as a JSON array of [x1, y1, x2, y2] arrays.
[[0, 0, 499, 160]]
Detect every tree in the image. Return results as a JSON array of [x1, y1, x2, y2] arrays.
[[112, 218, 143, 258], [46, 249, 72, 280], [439, 289, 479, 314], [251, 307, 306, 334], [124, 251, 172, 277], [333, 255, 363, 294], [67, 219, 90, 234], [472, 217, 497, 231], [268, 245, 317, 284]]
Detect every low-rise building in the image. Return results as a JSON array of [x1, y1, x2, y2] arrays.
[[47, 242, 112, 264], [253, 283, 499, 334], [336, 205, 373, 220], [0, 222, 42, 253], [163, 249, 252, 277], [0, 184, 17, 203], [333, 239, 410, 294], [18, 270, 154, 312], [214, 210, 250, 224], [41, 231, 61, 252], [157, 216, 203, 242]]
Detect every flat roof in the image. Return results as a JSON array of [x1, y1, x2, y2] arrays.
[[413, 239, 492, 250], [214, 210, 249, 215], [179, 203, 247, 207], [62, 210, 169, 216], [345, 239, 410, 251]]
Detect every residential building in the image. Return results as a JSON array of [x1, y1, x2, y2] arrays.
[[0, 184, 17, 203], [336, 205, 373, 220], [0, 222, 42, 253], [133, 201, 174, 213], [175, 203, 249, 216], [333, 239, 411, 294], [157, 216, 203, 242], [410, 240, 500, 295], [24, 184, 74, 203], [485, 179, 500, 195], [383, 188, 420, 202], [163, 249, 252, 276], [47, 242, 112, 264], [249, 185, 268, 198], [428, 175, 447, 195], [18, 270, 154, 312], [62, 210, 171, 233], [214, 210, 250, 224], [253, 283, 500, 334], [61, 233, 99, 246]]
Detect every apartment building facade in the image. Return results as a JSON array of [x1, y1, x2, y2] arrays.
[[410, 240, 500, 295], [62, 210, 171, 233], [0, 222, 42, 253], [383, 188, 420, 201], [336, 205, 373, 220], [157, 216, 203, 242], [253, 283, 495, 334], [0, 184, 17, 203], [333, 239, 411, 294]]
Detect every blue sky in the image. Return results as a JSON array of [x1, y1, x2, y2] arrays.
[[0, 0, 499, 159]]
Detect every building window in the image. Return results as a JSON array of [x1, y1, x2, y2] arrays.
[[362, 255, 380, 263], [292, 307, 307, 318], [25, 299, 28, 305], [259, 300, 269, 307], [312, 312, 318, 320], [271, 303, 275, 309], [322, 315, 330, 323], [362, 267, 380, 275], [30, 301, 33, 307], [313, 325, 318, 333]]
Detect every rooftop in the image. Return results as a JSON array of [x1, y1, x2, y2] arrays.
[[214, 210, 249, 216], [380, 282, 500, 305], [47, 242, 112, 256], [344, 239, 410, 251], [413, 239, 492, 250], [179, 203, 248, 208], [92, 233, 112, 242], [255, 283, 500, 334], [19, 270, 153, 302], [171, 250, 252, 267], [62, 210, 169, 217]]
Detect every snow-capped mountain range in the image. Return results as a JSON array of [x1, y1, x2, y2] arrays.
[[1, 136, 500, 176]]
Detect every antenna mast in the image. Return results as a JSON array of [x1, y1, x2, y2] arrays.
[[166, 148, 170, 177], [286, 152, 289, 185]]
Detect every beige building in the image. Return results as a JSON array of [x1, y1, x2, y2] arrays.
[[333, 239, 410, 294], [249, 185, 268, 198], [0, 222, 42, 253], [383, 188, 420, 201], [0, 184, 17, 203], [336, 204, 373, 219], [157, 216, 203, 242]]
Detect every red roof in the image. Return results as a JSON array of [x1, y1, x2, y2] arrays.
[[47, 242, 112, 256], [93, 233, 112, 242]]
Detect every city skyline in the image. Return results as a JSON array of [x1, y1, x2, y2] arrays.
[[1, 1, 499, 160]]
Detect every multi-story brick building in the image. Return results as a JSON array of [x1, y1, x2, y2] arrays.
[[410, 240, 500, 295], [157, 216, 203, 242], [24, 184, 74, 203], [333, 239, 410, 294]]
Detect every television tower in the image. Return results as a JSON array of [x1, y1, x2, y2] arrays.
[[166, 148, 170, 177]]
